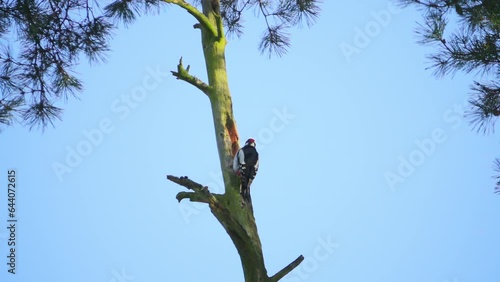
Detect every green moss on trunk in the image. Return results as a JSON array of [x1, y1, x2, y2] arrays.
[[199, 1, 239, 192], [166, 1, 303, 281], [199, 1, 270, 281]]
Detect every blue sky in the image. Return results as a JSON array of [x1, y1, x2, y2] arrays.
[[1, 1, 499, 282]]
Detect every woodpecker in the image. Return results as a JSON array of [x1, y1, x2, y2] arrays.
[[233, 138, 259, 202]]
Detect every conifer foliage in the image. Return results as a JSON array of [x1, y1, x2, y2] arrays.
[[0, 0, 319, 130], [1, 1, 321, 281], [399, 0, 500, 192]]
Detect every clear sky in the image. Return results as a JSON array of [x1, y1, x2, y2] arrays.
[[1, 1, 499, 282]]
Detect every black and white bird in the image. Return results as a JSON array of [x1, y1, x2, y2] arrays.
[[233, 138, 259, 202]]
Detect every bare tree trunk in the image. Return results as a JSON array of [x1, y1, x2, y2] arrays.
[[165, 1, 303, 281]]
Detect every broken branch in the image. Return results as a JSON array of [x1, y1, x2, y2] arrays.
[[167, 175, 208, 193], [171, 57, 210, 95], [167, 175, 216, 204]]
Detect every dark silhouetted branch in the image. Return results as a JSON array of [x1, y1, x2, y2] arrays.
[[268, 255, 304, 282]]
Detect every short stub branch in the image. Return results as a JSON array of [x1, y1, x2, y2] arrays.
[[268, 255, 304, 282], [170, 57, 211, 96]]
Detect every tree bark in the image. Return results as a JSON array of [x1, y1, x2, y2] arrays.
[[164, 1, 303, 281]]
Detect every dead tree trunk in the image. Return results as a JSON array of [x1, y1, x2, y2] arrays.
[[164, 1, 303, 281]]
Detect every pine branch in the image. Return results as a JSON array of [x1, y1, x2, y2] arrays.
[[466, 80, 500, 134], [493, 158, 500, 194], [163, 0, 217, 38], [170, 57, 211, 96]]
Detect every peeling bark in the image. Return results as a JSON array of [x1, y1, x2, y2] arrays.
[[225, 112, 240, 156]]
